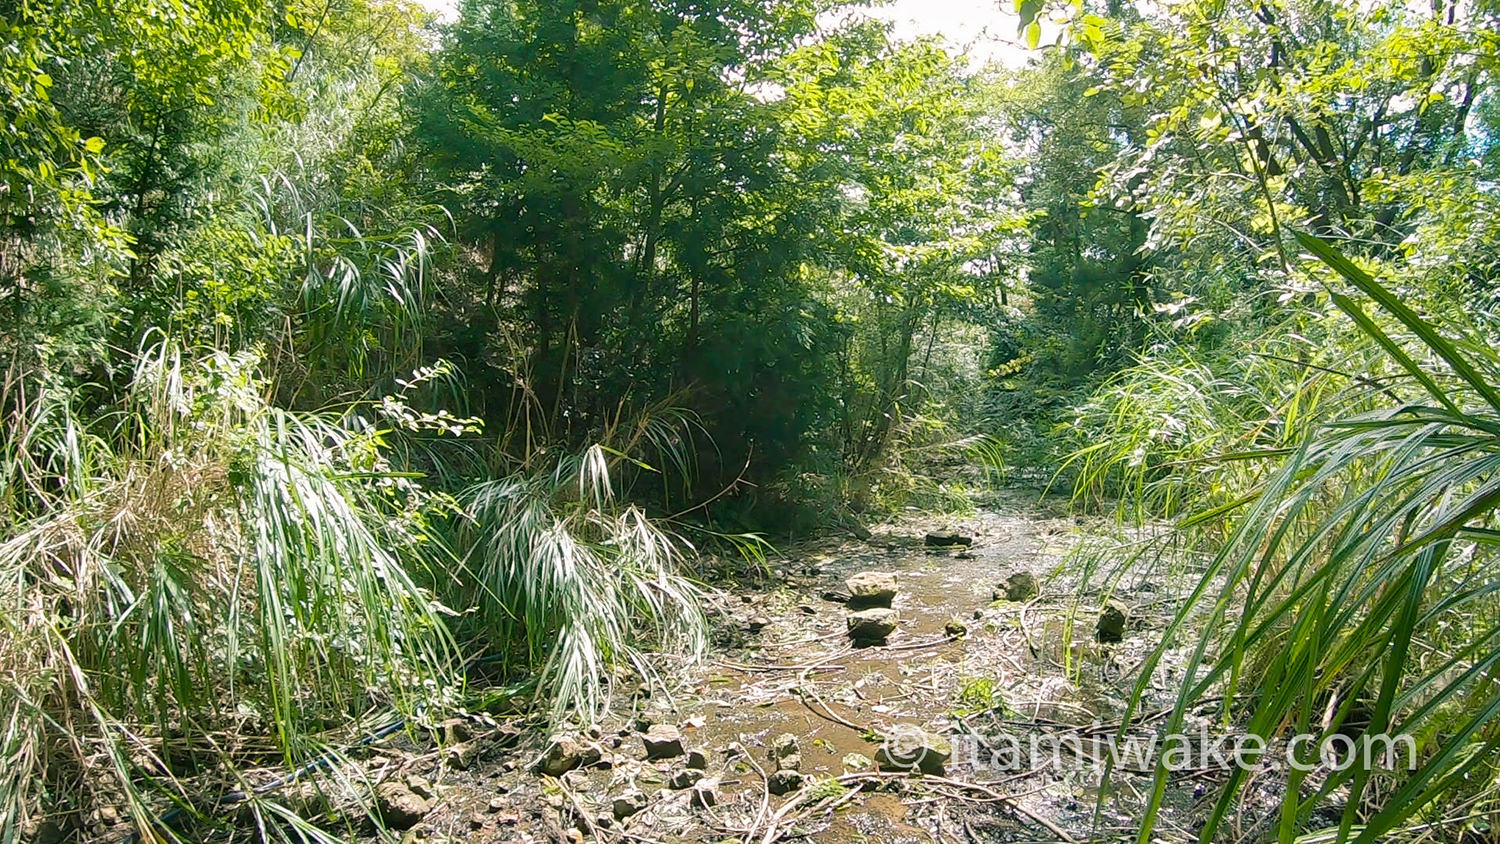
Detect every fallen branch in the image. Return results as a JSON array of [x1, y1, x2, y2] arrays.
[[925, 775, 1076, 842]]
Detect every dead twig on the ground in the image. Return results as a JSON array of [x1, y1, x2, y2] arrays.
[[728, 742, 773, 844], [791, 646, 867, 731], [925, 775, 1076, 842], [717, 659, 845, 674], [871, 634, 960, 653]]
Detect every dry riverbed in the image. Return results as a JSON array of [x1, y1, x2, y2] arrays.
[[328, 490, 1218, 844]]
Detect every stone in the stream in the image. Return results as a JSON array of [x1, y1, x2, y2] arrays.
[[375, 780, 431, 830], [843, 753, 873, 771], [669, 768, 705, 789], [767, 769, 806, 796], [1097, 600, 1128, 643], [845, 571, 898, 608], [924, 531, 973, 548], [847, 607, 899, 643], [612, 790, 648, 820], [747, 616, 770, 633], [944, 618, 968, 637], [768, 733, 801, 770], [642, 724, 685, 759], [820, 589, 851, 604], [686, 749, 709, 770], [539, 736, 600, 775], [875, 727, 952, 775], [1001, 571, 1040, 602], [446, 741, 477, 770], [405, 774, 435, 799], [690, 777, 720, 808], [432, 717, 475, 744]]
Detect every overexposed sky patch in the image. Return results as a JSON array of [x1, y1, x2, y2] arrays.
[[872, 0, 1037, 68], [417, 0, 1043, 69]]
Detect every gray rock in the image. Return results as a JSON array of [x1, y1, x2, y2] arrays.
[[845, 571, 898, 608], [847, 607, 899, 642], [767, 769, 805, 795], [446, 741, 477, 770], [540, 737, 599, 776], [611, 790, 646, 820], [944, 618, 968, 637], [1097, 600, 1128, 643], [669, 768, 704, 789], [642, 724, 684, 759], [924, 531, 973, 547], [875, 727, 952, 775], [842, 752, 872, 771], [690, 778, 719, 808], [747, 616, 770, 633], [686, 749, 709, 770], [1002, 571, 1040, 602], [375, 781, 431, 830], [432, 717, 475, 744], [769, 733, 800, 766]]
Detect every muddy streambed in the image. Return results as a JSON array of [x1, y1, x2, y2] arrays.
[[349, 492, 1213, 844]]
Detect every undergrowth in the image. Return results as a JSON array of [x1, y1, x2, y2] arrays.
[[1068, 236, 1500, 843], [0, 342, 457, 842]]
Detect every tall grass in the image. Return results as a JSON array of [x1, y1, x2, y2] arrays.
[[0, 342, 454, 842], [460, 442, 708, 722], [1065, 300, 1394, 523], [1108, 236, 1500, 844]]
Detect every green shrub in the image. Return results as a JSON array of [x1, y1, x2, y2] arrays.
[[0, 342, 455, 842]]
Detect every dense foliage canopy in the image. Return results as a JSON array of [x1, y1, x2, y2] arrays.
[[3, 0, 1500, 841]]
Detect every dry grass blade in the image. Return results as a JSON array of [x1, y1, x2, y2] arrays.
[[0, 342, 455, 842]]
